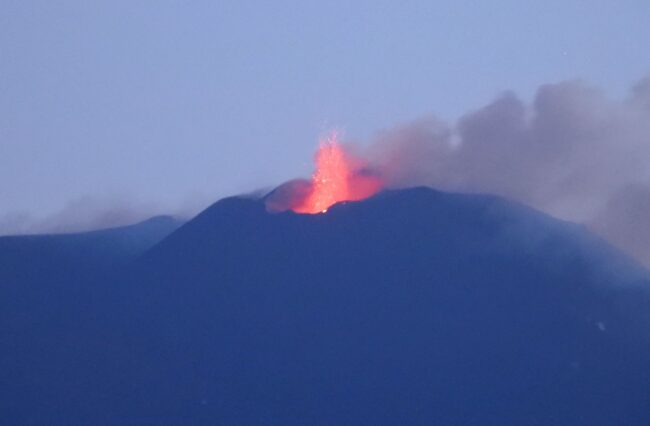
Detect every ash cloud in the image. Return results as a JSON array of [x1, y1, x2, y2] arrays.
[[365, 77, 650, 265], [592, 184, 650, 265]]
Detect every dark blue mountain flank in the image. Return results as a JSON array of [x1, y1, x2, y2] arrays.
[[0, 215, 184, 278], [2, 188, 650, 425], [0, 215, 184, 425], [0, 214, 183, 321]]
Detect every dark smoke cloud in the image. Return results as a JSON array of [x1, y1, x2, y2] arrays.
[[366, 77, 650, 265]]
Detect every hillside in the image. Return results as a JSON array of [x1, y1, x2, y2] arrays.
[[3, 188, 650, 425]]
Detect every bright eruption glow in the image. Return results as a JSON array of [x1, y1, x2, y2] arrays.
[[292, 133, 383, 214]]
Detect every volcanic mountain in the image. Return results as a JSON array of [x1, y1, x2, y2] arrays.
[[3, 187, 650, 425]]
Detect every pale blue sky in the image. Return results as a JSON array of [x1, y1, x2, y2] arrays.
[[1, 0, 649, 224]]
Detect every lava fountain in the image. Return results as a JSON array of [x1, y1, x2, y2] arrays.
[[291, 133, 383, 214]]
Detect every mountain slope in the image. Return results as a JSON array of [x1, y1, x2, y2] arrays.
[[0, 215, 184, 425], [0, 215, 183, 277], [3, 188, 650, 425], [108, 188, 650, 425]]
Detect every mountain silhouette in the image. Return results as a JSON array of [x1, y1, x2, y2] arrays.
[[2, 188, 650, 425], [0, 215, 183, 278], [0, 215, 184, 425]]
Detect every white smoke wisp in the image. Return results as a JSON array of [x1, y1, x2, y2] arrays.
[[0, 194, 209, 236]]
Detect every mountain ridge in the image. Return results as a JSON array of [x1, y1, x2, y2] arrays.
[[136, 187, 648, 285]]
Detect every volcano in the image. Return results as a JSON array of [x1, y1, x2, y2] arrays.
[[3, 187, 650, 425]]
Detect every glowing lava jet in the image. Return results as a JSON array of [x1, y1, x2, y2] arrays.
[[292, 134, 383, 214]]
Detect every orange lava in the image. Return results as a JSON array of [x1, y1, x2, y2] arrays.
[[293, 134, 383, 214]]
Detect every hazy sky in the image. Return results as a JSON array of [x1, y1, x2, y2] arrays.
[[1, 1, 649, 229]]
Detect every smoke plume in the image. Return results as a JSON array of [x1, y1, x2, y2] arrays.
[[362, 77, 650, 265]]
